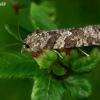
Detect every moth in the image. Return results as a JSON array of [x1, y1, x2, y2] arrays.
[[21, 25, 100, 52]]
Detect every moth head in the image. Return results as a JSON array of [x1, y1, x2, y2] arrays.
[[21, 42, 41, 52], [21, 43, 30, 52], [21, 28, 44, 52], [21, 37, 42, 52]]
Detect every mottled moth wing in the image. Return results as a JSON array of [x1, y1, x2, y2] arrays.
[[53, 25, 100, 49], [22, 25, 100, 52]]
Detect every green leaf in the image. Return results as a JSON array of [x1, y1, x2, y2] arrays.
[[5, 23, 32, 41], [59, 52, 70, 63], [34, 50, 58, 69], [34, 58, 53, 69], [58, 49, 79, 67], [51, 63, 66, 76], [63, 74, 92, 99], [31, 73, 64, 100], [30, 3, 58, 30], [43, 50, 58, 61], [39, 1, 56, 21], [71, 47, 100, 73], [70, 49, 79, 60], [0, 52, 40, 78]]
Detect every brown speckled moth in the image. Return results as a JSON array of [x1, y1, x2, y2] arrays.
[[21, 25, 100, 52]]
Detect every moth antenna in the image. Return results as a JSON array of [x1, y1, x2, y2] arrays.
[[0, 22, 22, 51], [17, 21, 23, 42], [0, 43, 21, 51], [77, 47, 89, 56]]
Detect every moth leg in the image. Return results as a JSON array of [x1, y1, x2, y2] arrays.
[[77, 47, 89, 56], [54, 50, 63, 58]]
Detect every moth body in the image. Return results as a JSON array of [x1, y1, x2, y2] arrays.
[[21, 25, 100, 52]]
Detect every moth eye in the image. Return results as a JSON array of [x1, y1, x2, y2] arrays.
[[25, 44, 30, 48]]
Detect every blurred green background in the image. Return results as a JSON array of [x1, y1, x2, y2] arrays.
[[0, 0, 100, 100]]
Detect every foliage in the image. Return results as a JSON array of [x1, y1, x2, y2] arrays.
[[0, 0, 100, 100], [0, 52, 40, 78], [63, 74, 92, 99], [31, 72, 65, 100]]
